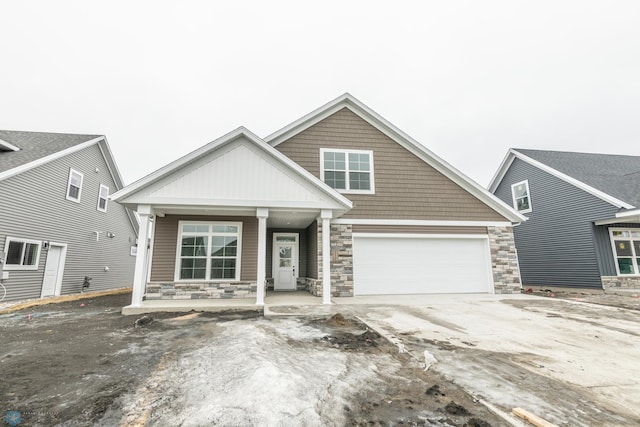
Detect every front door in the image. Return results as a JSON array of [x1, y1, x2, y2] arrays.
[[41, 244, 66, 297], [273, 233, 298, 290]]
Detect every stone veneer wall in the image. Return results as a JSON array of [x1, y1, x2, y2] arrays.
[[601, 276, 640, 290], [310, 222, 354, 297], [145, 282, 257, 300], [488, 226, 522, 293]]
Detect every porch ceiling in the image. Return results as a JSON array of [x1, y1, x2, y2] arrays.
[[151, 206, 319, 229]]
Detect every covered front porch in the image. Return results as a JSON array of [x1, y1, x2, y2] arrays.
[[130, 206, 338, 308]]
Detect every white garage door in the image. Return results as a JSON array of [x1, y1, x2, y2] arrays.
[[352, 235, 492, 295]]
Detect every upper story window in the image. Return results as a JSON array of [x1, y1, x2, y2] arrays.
[[320, 148, 374, 194], [176, 222, 242, 281], [66, 168, 83, 202], [610, 229, 640, 275], [97, 184, 109, 212], [511, 180, 532, 213], [3, 237, 41, 270]]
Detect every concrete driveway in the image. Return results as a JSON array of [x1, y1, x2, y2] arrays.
[[329, 294, 640, 426]]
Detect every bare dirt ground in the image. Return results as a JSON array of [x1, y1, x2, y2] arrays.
[[0, 293, 501, 426]]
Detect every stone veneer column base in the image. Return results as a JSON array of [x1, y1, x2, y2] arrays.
[[488, 226, 522, 294], [144, 282, 257, 300]]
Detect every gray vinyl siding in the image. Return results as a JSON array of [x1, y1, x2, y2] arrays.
[[593, 223, 640, 276], [0, 144, 137, 301], [493, 158, 619, 289], [275, 108, 507, 221], [150, 215, 258, 282]]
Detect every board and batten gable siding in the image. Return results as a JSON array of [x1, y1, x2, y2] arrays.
[[274, 108, 506, 221], [0, 143, 137, 301], [493, 157, 619, 289], [150, 215, 258, 282]]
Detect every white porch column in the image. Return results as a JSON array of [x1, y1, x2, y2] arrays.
[[131, 204, 152, 307], [321, 209, 333, 305], [256, 208, 269, 306]]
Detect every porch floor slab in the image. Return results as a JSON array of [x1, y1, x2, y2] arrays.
[[121, 299, 262, 316]]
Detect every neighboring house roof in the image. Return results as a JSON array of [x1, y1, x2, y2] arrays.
[[110, 127, 354, 215], [0, 130, 101, 174], [489, 148, 640, 210], [265, 93, 526, 223], [0, 129, 138, 233]]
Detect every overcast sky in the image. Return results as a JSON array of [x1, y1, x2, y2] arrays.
[[1, 1, 639, 187]]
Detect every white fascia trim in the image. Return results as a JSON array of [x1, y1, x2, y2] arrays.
[[119, 198, 347, 210], [0, 138, 20, 151], [494, 149, 635, 210], [265, 93, 525, 223], [487, 150, 516, 192], [594, 209, 640, 226], [332, 219, 513, 227], [352, 232, 490, 240], [111, 127, 352, 210], [0, 136, 104, 182]]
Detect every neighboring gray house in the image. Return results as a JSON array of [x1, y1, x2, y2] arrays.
[[489, 148, 640, 291], [0, 131, 138, 302]]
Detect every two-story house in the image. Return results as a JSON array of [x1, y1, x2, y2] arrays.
[[112, 94, 525, 309], [0, 131, 138, 302], [490, 148, 640, 292]]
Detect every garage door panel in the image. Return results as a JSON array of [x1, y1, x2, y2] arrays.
[[353, 236, 491, 295]]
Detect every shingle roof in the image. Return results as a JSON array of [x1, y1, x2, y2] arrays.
[[0, 130, 101, 174], [514, 148, 640, 208]]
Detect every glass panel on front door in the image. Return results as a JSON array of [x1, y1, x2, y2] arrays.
[[279, 246, 292, 267]]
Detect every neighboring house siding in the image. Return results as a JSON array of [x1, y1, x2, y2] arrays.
[[593, 223, 640, 277], [275, 108, 506, 221], [0, 144, 137, 301], [150, 215, 258, 282], [493, 158, 619, 289]]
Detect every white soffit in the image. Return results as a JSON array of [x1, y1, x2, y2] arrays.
[[128, 137, 345, 209]]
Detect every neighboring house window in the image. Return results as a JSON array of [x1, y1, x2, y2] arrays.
[[97, 184, 109, 212], [610, 229, 640, 275], [511, 180, 532, 213], [3, 237, 41, 270], [320, 148, 374, 193], [176, 222, 242, 281], [66, 168, 84, 202]]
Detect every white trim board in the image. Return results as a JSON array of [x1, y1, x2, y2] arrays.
[[489, 149, 635, 210], [0, 138, 20, 151], [332, 219, 513, 227]]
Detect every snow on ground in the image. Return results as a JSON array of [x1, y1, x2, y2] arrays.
[[116, 317, 398, 427]]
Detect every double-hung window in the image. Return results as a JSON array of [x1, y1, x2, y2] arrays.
[[176, 222, 242, 281], [610, 229, 640, 275], [3, 237, 41, 270], [66, 168, 83, 202], [320, 148, 374, 193], [511, 180, 532, 213], [97, 184, 109, 212]]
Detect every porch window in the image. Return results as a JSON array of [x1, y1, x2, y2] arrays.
[[320, 148, 374, 193], [511, 180, 532, 213], [3, 237, 41, 270], [610, 229, 640, 275], [176, 222, 242, 281]]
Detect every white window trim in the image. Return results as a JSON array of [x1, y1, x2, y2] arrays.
[[609, 228, 640, 276], [511, 180, 532, 214], [3, 237, 42, 271], [174, 221, 243, 282], [66, 168, 84, 203], [97, 184, 109, 212], [320, 148, 375, 194]]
